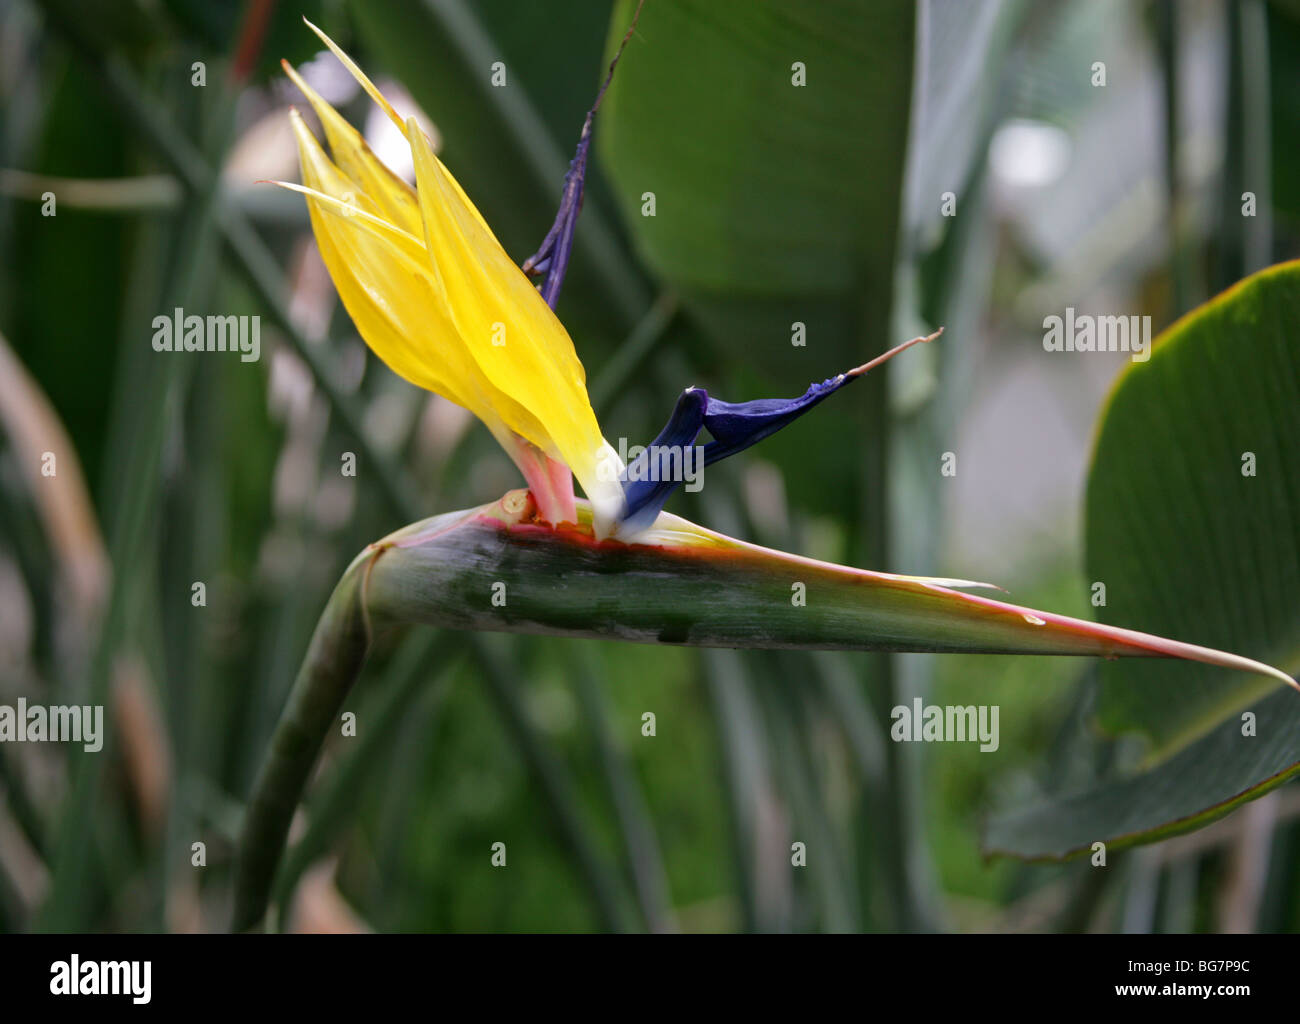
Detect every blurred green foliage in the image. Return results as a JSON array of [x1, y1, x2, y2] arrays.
[[0, 0, 1298, 934]]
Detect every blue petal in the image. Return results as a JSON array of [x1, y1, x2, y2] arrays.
[[618, 372, 855, 533], [522, 11, 641, 309], [700, 371, 853, 462], [619, 387, 709, 534], [618, 330, 941, 532]]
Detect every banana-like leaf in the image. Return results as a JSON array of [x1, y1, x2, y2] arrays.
[[1087, 261, 1300, 753], [598, 0, 913, 377], [233, 489, 1294, 930], [987, 261, 1300, 862]]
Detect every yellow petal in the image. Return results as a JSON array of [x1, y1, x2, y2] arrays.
[[406, 122, 615, 502], [280, 59, 422, 238], [300, 20, 498, 243], [304, 18, 404, 132], [284, 29, 627, 530], [287, 111, 548, 447]]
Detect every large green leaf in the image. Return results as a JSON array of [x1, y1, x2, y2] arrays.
[[1087, 261, 1300, 755], [985, 262, 1300, 861], [598, 0, 913, 377]]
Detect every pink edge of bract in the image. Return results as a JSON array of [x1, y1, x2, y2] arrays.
[[639, 520, 1299, 689], [909, 582, 1299, 689], [402, 505, 1298, 691]]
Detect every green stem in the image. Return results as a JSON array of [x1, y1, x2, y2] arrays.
[[231, 557, 373, 932], [270, 631, 456, 923]]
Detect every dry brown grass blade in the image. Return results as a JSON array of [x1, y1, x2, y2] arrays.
[[0, 331, 171, 833], [0, 330, 108, 622]]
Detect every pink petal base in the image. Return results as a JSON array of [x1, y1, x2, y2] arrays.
[[505, 434, 576, 526]]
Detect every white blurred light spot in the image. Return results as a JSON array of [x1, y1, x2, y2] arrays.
[[296, 50, 361, 105], [365, 80, 441, 184], [990, 119, 1072, 189]]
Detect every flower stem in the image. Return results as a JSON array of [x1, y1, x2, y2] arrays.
[[231, 554, 373, 932]]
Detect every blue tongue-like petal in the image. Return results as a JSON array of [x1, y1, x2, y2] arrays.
[[620, 388, 709, 534], [619, 330, 940, 534]]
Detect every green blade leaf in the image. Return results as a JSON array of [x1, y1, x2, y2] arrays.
[[595, 0, 918, 550]]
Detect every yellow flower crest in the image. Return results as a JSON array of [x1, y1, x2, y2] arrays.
[[274, 22, 625, 534]]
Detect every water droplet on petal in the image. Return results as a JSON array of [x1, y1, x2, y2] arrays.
[[1022, 613, 1046, 625]]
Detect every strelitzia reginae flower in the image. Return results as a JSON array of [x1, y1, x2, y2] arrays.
[[275, 22, 626, 534], [231, 20, 1298, 933], [273, 22, 919, 541], [260, 22, 1300, 688]]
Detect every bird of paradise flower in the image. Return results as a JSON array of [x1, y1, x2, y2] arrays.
[[232, 19, 1297, 932]]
